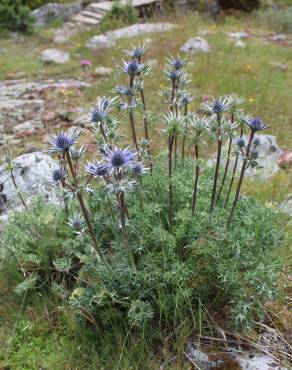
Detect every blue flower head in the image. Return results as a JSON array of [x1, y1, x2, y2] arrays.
[[246, 117, 269, 132], [104, 146, 136, 170], [121, 60, 145, 76], [51, 167, 67, 184], [48, 128, 81, 154], [130, 162, 148, 176], [124, 44, 147, 61], [236, 137, 246, 148], [165, 54, 188, 71], [202, 97, 230, 115], [85, 161, 109, 177]]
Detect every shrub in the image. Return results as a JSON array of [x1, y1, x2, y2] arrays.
[[100, 2, 138, 32], [256, 6, 292, 34], [0, 0, 35, 33], [218, 0, 260, 11]]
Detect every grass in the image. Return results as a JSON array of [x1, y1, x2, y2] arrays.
[[0, 10, 292, 370]]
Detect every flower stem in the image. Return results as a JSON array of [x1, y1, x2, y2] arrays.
[[168, 134, 174, 227], [192, 144, 200, 215], [224, 128, 243, 208], [9, 168, 28, 211], [217, 136, 233, 201], [129, 76, 140, 157], [210, 112, 222, 213], [65, 151, 112, 272], [227, 130, 255, 228], [140, 89, 153, 172], [181, 104, 188, 166]]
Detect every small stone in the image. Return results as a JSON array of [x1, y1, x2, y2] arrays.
[[235, 40, 246, 48], [40, 49, 70, 64], [94, 66, 113, 77], [228, 32, 249, 40], [180, 37, 211, 54], [277, 151, 292, 169], [271, 34, 287, 41], [86, 35, 115, 50], [271, 62, 288, 72], [280, 198, 292, 217]]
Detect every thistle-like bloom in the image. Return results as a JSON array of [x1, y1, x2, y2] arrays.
[[202, 97, 230, 115], [165, 69, 182, 83], [246, 117, 269, 131], [70, 146, 86, 161], [68, 213, 85, 232], [130, 162, 148, 176], [236, 137, 246, 148], [48, 127, 81, 154], [180, 92, 194, 106], [104, 146, 136, 170], [80, 59, 92, 68], [165, 54, 188, 70], [236, 111, 252, 131], [124, 44, 147, 60], [188, 115, 209, 144], [51, 167, 67, 184], [1, 152, 13, 165], [253, 137, 261, 147], [162, 112, 185, 136], [85, 161, 109, 177], [227, 94, 245, 114], [121, 60, 145, 76]]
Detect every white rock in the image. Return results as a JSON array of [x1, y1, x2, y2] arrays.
[[236, 354, 288, 370], [271, 34, 287, 41], [209, 135, 284, 180], [40, 49, 70, 64], [280, 198, 292, 217], [180, 37, 211, 54], [228, 32, 249, 40], [87, 23, 177, 49], [0, 152, 60, 212], [94, 66, 113, 77], [235, 40, 246, 48], [13, 120, 42, 134]]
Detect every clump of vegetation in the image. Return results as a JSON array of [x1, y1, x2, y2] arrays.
[[256, 6, 292, 34], [0, 44, 286, 367], [218, 0, 260, 11], [100, 2, 138, 33], [0, 0, 35, 34]]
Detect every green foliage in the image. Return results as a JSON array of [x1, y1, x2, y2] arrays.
[[100, 2, 138, 33], [0, 0, 35, 34], [24, 0, 71, 10], [256, 6, 292, 33], [0, 200, 87, 295], [218, 0, 260, 11], [67, 161, 283, 331]]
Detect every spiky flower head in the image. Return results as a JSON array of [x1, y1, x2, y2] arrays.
[[236, 111, 252, 130], [165, 69, 182, 83], [1, 152, 13, 166], [48, 127, 81, 154], [227, 94, 245, 114], [70, 146, 86, 161], [121, 60, 145, 76], [51, 167, 67, 184], [222, 119, 238, 138], [130, 162, 148, 176], [68, 213, 85, 233], [180, 92, 194, 107], [188, 115, 208, 145], [253, 137, 261, 147], [124, 44, 147, 61], [236, 137, 246, 148], [165, 54, 188, 71], [202, 97, 230, 115], [162, 112, 185, 137], [85, 161, 109, 177], [246, 117, 269, 132], [104, 146, 136, 170]]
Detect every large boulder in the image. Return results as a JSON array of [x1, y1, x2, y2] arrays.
[[40, 49, 70, 64], [0, 152, 59, 213], [87, 23, 177, 50], [208, 135, 284, 180], [32, 1, 82, 26], [180, 37, 211, 54]]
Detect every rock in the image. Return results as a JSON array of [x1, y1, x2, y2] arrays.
[[280, 197, 292, 217], [271, 62, 288, 72], [228, 32, 249, 40], [40, 49, 70, 64], [0, 152, 60, 212], [180, 37, 211, 54], [94, 66, 113, 77], [32, 1, 82, 26], [208, 135, 284, 180], [87, 23, 177, 49], [86, 34, 115, 50], [235, 40, 246, 48], [271, 34, 287, 41], [277, 151, 292, 169], [13, 120, 42, 135], [186, 343, 288, 370]]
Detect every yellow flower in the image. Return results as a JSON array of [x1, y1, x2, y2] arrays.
[[249, 98, 254, 103]]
